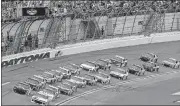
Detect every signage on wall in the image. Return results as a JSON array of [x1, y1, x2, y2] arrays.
[[22, 7, 47, 16], [1, 52, 50, 68]]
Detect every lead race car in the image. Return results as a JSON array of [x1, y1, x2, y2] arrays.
[[79, 74, 98, 86], [54, 83, 74, 96], [88, 59, 111, 71], [110, 68, 128, 80], [63, 63, 81, 75], [140, 53, 158, 63], [13, 82, 32, 95], [62, 81, 77, 92], [109, 55, 128, 67], [31, 92, 51, 106], [142, 62, 160, 72], [98, 59, 112, 70], [80, 61, 99, 72], [127, 64, 145, 76], [93, 72, 111, 84], [24, 78, 44, 91], [69, 76, 87, 88], [31, 76, 46, 89], [162, 58, 180, 69], [47, 70, 63, 82], [38, 88, 60, 101], [58, 67, 72, 79], [39, 72, 57, 84]]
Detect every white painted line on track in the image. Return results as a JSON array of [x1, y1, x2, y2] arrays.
[[55, 70, 180, 105], [172, 92, 180, 95], [2, 82, 10, 86]]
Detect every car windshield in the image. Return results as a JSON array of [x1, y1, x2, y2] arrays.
[[42, 73, 52, 78], [72, 77, 82, 82], [98, 73, 108, 78], [43, 89, 55, 95], [85, 62, 95, 67], [168, 59, 176, 63], [27, 78, 39, 84], [36, 93, 49, 99], [60, 83, 71, 89], [17, 83, 29, 89], [33, 77, 43, 82], [85, 75, 94, 80], [96, 60, 106, 65], [59, 68, 68, 73]]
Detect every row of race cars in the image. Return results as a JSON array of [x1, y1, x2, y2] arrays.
[[13, 52, 180, 105]]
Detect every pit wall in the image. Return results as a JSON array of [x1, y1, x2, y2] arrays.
[[2, 31, 180, 68]]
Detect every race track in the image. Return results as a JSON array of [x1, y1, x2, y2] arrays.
[[2, 41, 180, 105]]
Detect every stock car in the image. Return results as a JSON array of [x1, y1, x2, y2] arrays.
[[39, 88, 60, 101], [63, 63, 81, 75], [47, 70, 63, 82], [70, 76, 87, 88], [109, 55, 128, 67], [140, 53, 158, 63], [110, 68, 128, 80], [33, 75, 47, 85], [162, 58, 180, 69], [88, 60, 111, 71], [24, 78, 44, 91], [58, 67, 72, 79], [142, 62, 160, 72], [97, 59, 112, 70], [39, 72, 57, 84], [80, 61, 99, 72], [55, 83, 74, 96], [93, 72, 111, 84], [79, 74, 98, 86], [13, 82, 32, 95], [62, 80, 78, 92], [128, 64, 145, 76], [31, 92, 51, 106]]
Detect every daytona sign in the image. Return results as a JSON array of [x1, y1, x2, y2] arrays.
[[2, 52, 50, 68]]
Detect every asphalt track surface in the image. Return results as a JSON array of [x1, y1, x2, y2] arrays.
[[2, 41, 180, 105]]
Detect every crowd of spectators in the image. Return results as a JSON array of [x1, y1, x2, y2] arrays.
[[2, 0, 180, 23], [1, 0, 180, 56]]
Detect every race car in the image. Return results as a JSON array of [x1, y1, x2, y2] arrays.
[[127, 64, 145, 76], [97, 59, 112, 70], [62, 79, 78, 92], [55, 83, 74, 96], [162, 58, 180, 69], [62, 81, 77, 92], [31, 92, 51, 106], [110, 68, 128, 80], [38, 88, 60, 101], [140, 53, 158, 63], [80, 61, 99, 72], [79, 74, 98, 86], [47, 70, 63, 82], [142, 62, 160, 72], [70, 76, 87, 88], [31, 76, 46, 89], [13, 82, 32, 95], [39, 72, 57, 84], [93, 72, 111, 84], [109, 55, 128, 67], [63, 63, 81, 75], [24, 78, 44, 91], [58, 67, 72, 79]]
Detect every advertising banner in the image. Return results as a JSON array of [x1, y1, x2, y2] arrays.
[[22, 7, 47, 16]]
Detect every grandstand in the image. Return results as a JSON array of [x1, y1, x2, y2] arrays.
[[1, 0, 180, 56]]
